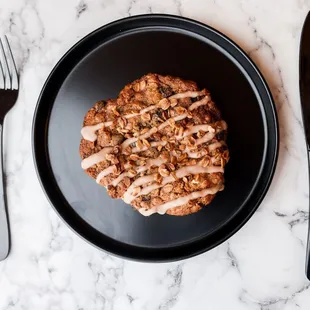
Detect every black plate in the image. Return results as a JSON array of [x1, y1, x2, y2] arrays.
[[32, 14, 278, 262]]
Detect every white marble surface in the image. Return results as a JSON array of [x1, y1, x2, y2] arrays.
[[0, 0, 309, 309]]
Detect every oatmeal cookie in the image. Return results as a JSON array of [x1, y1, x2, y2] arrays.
[[80, 73, 229, 216]]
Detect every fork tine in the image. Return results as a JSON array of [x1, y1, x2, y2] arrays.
[[0, 60, 4, 89], [4, 36, 18, 90], [0, 38, 11, 90]]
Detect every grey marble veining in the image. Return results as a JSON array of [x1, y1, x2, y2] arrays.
[[0, 0, 309, 309]]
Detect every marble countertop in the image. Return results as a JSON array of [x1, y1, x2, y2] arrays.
[[0, 0, 309, 309]]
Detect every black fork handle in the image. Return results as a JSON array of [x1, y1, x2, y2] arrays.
[[0, 122, 10, 261]]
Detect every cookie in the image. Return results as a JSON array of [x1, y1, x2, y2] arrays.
[[80, 73, 229, 216]]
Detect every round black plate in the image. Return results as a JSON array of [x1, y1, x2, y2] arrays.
[[32, 14, 278, 262]]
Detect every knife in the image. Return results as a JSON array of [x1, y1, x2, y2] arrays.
[[300, 11, 310, 280]]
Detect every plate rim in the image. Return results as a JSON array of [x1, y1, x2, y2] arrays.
[[32, 13, 279, 262]]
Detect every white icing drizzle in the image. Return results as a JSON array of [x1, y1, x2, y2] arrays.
[[185, 149, 207, 158], [81, 147, 113, 169], [195, 132, 216, 146], [104, 121, 113, 127], [132, 141, 167, 153], [121, 127, 158, 150], [169, 90, 206, 99], [125, 174, 155, 195], [124, 165, 224, 203], [81, 121, 113, 141], [188, 96, 210, 111], [96, 165, 116, 183], [140, 105, 157, 114], [139, 185, 224, 216], [81, 123, 103, 142], [185, 141, 225, 159], [138, 208, 157, 216], [123, 113, 139, 119], [123, 175, 160, 203], [124, 105, 157, 119], [158, 114, 187, 130], [208, 141, 225, 152], [195, 121, 227, 146], [181, 124, 215, 138], [111, 172, 129, 187]]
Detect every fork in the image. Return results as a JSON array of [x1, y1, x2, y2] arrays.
[[0, 36, 19, 261]]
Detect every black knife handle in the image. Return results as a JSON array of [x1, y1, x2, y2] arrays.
[[306, 150, 310, 280]]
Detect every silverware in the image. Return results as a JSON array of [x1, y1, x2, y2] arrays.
[[299, 11, 310, 280], [0, 36, 19, 261]]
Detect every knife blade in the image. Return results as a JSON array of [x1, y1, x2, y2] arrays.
[[299, 11, 310, 280]]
